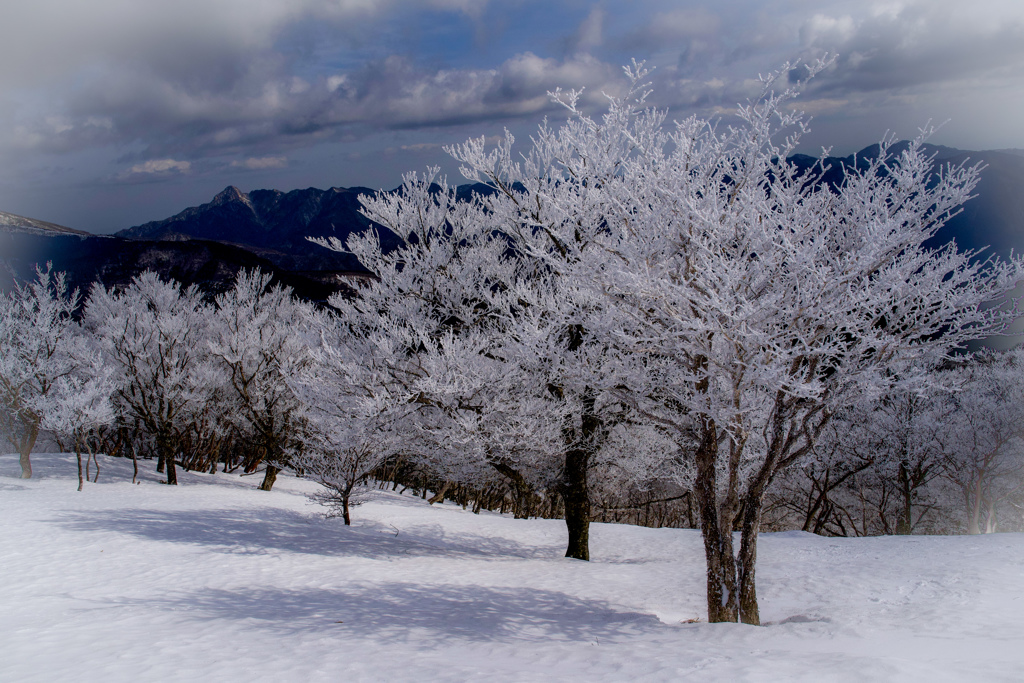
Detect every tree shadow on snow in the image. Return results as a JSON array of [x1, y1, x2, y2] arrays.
[[127, 582, 664, 643], [53, 507, 560, 560]]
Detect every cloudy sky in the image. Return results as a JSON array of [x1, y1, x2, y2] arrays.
[[2, 0, 1024, 234]]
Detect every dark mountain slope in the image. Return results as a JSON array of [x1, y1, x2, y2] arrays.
[[117, 185, 390, 272], [0, 230, 354, 302], [115, 182, 498, 273]]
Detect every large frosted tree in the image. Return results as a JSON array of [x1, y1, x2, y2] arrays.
[[317, 163, 623, 560], [548, 62, 1022, 623], [342, 59, 1023, 622]]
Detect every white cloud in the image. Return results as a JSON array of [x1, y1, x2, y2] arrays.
[[575, 7, 605, 51], [399, 143, 441, 152], [231, 156, 288, 170], [128, 159, 191, 175]]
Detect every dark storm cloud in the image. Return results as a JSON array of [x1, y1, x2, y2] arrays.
[[6, 0, 1024, 163], [12, 50, 620, 161], [3, 0, 1024, 234]]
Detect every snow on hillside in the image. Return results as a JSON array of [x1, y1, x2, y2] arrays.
[[2, 453, 1023, 682]]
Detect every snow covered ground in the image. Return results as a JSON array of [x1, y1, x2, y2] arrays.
[[2, 453, 1023, 682]]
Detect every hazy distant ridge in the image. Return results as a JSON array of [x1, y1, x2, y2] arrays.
[[0, 211, 91, 237]]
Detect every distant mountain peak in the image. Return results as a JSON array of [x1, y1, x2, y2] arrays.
[[211, 185, 257, 215], [212, 185, 247, 203]]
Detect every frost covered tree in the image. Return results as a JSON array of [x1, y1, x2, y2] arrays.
[[40, 352, 115, 491], [937, 348, 1024, 533], [569, 63, 1022, 623], [291, 314, 410, 525], [85, 272, 218, 485], [845, 392, 948, 535], [0, 265, 81, 478], [209, 270, 313, 491], [348, 58, 1023, 622], [317, 166, 623, 560], [766, 394, 954, 537], [312, 187, 575, 524]]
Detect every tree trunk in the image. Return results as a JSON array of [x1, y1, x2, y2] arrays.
[[737, 498, 762, 625], [19, 420, 39, 479], [156, 435, 178, 485], [562, 444, 591, 561], [896, 462, 913, 535], [489, 461, 534, 520], [87, 441, 99, 483], [560, 390, 599, 561], [427, 481, 451, 504], [694, 419, 739, 623], [76, 448, 84, 492], [258, 465, 279, 491], [342, 494, 351, 526], [165, 456, 178, 485]]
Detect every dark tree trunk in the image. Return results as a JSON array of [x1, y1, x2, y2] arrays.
[[896, 462, 913, 535], [694, 419, 739, 623], [342, 494, 351, 526], [427, 481, 451, 504], [562, 445, 591, 561], [19, 420, 39, 479], [737, 496, 762, 625], [76, 449, 84, 492], [165, 456, 178, 485], [560, 389, 599, 561], [258, 465, 279, 491], [88, 443, 99, 483], [489, 461, 534, 520], [155, 435, 177, 485]]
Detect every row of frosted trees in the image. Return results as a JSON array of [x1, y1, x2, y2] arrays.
[[5, 265, 1021, 538], [3, 61, 1024, 624]]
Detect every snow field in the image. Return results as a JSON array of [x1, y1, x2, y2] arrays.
[[2, 453, 1023, 682]]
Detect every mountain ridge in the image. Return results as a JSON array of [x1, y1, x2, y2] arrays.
[[115, 184, 390, 272], [4, 143, 1021, 302], [116, 143, 1024, 264]]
